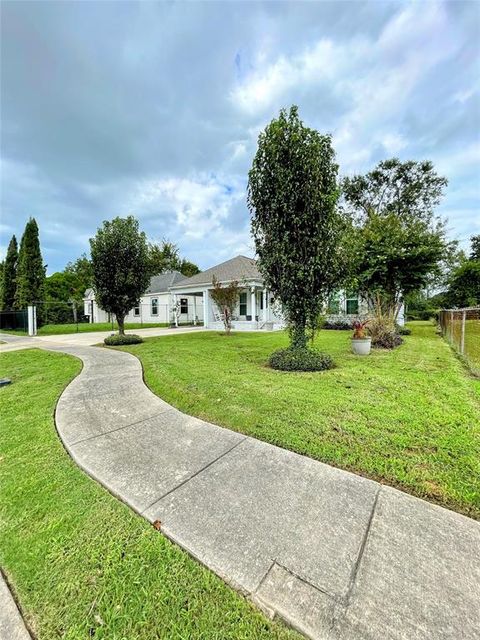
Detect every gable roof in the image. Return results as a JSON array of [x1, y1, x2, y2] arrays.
[[146, 270, 186, 294], [83, 271, 186, 299], [170, 255, 262, 288]]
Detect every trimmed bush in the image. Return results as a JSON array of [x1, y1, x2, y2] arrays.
[[269, 347, 334, 372], [104, 334, 143, 346]]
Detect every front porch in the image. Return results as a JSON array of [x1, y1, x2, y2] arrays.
[[170, 285, 285, 331]]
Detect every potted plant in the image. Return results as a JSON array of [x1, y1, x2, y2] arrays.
[[351, 319, 371, 355]]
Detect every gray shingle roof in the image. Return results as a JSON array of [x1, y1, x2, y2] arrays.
[[170, 255, 262, 288], [146, 270, 186, 294]]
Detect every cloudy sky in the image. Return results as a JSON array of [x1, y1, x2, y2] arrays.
[[1, 0, 479, 273]]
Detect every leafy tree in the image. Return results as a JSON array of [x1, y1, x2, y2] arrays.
[[343, 159, 449, 320], [248, 105, 346, 351], [90, 216, 151, 335], [149, 240, 200, 277], [64, 253, 94, 298], [1, 235, 18, 310], [210, 276, 241, 334], [14, 219, 45, 309], [469, 234, 480, 262], [149, 240, 181, 274], [44, 271, 81, 323], [446, 261, 480, 307], [179, 258, 200, 277]]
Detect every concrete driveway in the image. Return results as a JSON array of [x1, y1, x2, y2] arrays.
[[0, 325, 205, 351]]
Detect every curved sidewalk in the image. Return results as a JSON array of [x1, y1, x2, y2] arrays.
[[51, 343, 480, 640]]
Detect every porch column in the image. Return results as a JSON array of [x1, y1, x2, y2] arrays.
[[251, 287, 256, 325], [262, 288, 267, 321], [203, 289, 209, 328], [174, 293, 178, 327], [193, 296, 197, 326]]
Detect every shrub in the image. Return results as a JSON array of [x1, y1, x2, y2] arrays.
[[104, 334, 143, 346], [323, 318, 353, 330], [369, 314, 403, 349], [396, 325, 411, 335], [269, 347, 334, 372], [371, 331, 403, 349]]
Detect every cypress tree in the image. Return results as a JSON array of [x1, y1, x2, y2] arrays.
[[1, 235, 18, 310], [15, 218, 45, 308]]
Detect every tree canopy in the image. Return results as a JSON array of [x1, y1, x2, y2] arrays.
[[343, 158, 449, 317], [149, 240, 200, 277], [210, 276, 240, 334], [14, 218, 45, 308], [248, 105, 347, 349], [1, 235, 18, 310], [90, 216, 151, 334]]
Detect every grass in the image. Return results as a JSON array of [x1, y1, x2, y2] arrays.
[[464, 318, 480, 375], [0, 349, 298, 640], [1, 321, 170, 336], [120, 321, 480, 519]]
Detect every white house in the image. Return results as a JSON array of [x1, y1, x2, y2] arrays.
[[84, 254, 404, 329], [170, 255, 284, 331], [83, 271, 203, 325]]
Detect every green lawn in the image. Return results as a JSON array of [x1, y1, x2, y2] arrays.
[[2, 321, 170, 336], [120, 322, 480, 518], [0, 349, 297, 640]]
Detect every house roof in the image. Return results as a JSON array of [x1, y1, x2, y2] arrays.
[[83, 270, 186, 299], [170, 255, 262, 288], [146, 270, 186, 294]]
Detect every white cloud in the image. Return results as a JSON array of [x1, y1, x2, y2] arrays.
[[135, 174, 245, 239]]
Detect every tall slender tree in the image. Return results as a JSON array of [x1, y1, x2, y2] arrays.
[[248, 105, 346, 351], [1, 235, 18, 310], [14, 218, 45, 308]]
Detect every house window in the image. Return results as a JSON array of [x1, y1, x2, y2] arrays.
[[134, 305, 140, 316], [327, 294, 340, 314], [239, 292, 247, 316], [346, 291, 359, 315], [151, 298, 158, 315], [259, 293, 264, 310], [180, 298, 188, 314]]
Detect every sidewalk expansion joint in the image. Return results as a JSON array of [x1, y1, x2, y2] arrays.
[[344, 485, 381, 607], [140, 435, 249, 515], [256, 560, 343, 604]]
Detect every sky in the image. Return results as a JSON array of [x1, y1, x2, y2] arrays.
[[1, 0, 479, 274]]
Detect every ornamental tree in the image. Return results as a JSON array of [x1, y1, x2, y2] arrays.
[[247, 105, 346, 349], [210, 276, 241, 334], [1, 235, 18, 310], [343, 159, 449, 320], [90, 216, 151, 335], [14, 218, 45, 309]]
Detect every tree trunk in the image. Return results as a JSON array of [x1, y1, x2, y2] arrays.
[[117, 314, 126, 335], [290, 322, 307, 349]]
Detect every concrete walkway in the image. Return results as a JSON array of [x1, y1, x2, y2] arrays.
[[0, 325, 204, 351], [40, 343, 480, 639], [0, 574, 31, 640]]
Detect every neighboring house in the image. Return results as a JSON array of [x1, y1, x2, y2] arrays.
[[84, 255, 404, 329], [83, 271, 202, 325]]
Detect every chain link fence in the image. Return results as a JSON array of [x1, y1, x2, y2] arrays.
[[438, 307, 480, 376]]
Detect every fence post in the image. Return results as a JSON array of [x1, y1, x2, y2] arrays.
[[27, 305, 37, 336], [449, 310, 454, 344], [460, 310, 466, 355]]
